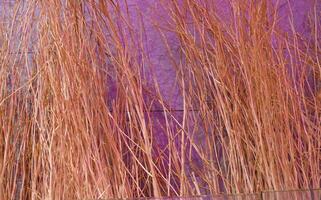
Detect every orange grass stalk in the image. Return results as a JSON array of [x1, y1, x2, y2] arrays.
[[158, 0, 320, 195], [0, 0, 174, 199], [0, 0, 320, 199]]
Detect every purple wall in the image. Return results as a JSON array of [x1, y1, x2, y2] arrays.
[[1, 0, 316, 109], [122, 0, 319, 192], [124, 0, 317, 110]]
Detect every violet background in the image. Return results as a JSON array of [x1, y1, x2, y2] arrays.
[[124, 0, 317, 109], [0, 0, 318, 175], [0, 0, 316, 108], [120, 0, 318, 149]]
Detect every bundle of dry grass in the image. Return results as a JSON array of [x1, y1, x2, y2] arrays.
[[0, 0, 320, 199], [158, 0, 320, 195], [0, 0, 166, 198]]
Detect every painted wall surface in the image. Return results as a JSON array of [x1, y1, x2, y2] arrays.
[[120, 0, 319, 153], [0, 0, 317, 151], [0, 0, 317, 108], [123, 0, 318, 109]]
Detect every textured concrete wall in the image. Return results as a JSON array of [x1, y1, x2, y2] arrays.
[[121, 0, 319, 162], [1, 0, 316, 108], [124, 0, 317, 110], [1, 0, 318, 146]]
